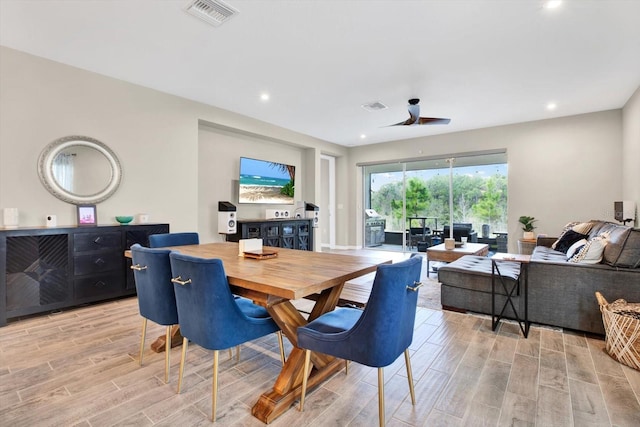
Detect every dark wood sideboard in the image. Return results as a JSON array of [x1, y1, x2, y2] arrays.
[[225, 218, 314, 251], [0, 223, 169, 326]]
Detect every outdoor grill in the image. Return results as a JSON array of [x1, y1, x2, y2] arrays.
[[364, 209, 386, 247]]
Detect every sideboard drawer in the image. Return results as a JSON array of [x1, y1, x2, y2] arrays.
[[74, 252, 122, 276], [74, 272, 123, 300], [74, 232, 122, 252]]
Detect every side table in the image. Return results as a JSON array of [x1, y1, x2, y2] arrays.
[[517, 238, 537, 255], [491, 253, 531, 337]]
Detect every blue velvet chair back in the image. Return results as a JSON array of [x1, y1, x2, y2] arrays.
[[130, 244, 178, 326], [169, 252, 280, 351], [298, 256, 422, 368], [351, 256, 422, 367], [148, 232, 199, 248]]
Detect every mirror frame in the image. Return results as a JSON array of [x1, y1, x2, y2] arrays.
[[38, 135, 122, 205]]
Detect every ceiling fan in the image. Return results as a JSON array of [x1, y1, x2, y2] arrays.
[[390, 98, 451, 126]]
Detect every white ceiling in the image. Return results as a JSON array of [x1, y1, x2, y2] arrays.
[[1, 0, 639, 147]]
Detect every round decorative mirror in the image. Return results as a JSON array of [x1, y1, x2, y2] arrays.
[[38, 136, 122, 204]]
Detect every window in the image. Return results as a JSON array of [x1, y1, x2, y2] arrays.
[[364, 152, 508, 248]]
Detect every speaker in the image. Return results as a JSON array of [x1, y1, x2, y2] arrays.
[[305, 203, 319, 228], [614, 200, 636, 223], [218, 201, 237, 234], [265, 209, 290, 219]]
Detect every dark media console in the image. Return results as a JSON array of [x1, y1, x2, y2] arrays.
[[225, 218, 314, 251], [0, 223, 169, 326]]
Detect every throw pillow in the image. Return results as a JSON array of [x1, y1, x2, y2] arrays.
[[553, 229, 589, 253], [572, 221, 594, 235], [569, 234, 609, 264], [552, 221, 581, 250], [566, 238, 587, 259]]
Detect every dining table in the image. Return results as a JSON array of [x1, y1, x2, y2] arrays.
[[127, 242, 391, 423]]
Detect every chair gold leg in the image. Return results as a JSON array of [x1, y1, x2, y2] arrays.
[[404, 349, 416, 405], [236, 345, 240, 363], [276, 331, 285, 366], [378, 367, 385, 427], [228, 348, 233, 360], [212, 350, 219, 422], [164, 325, 171, 383], [345, 360, 349, 375], [177, 337, 188, 393], [139, 318, 147, 366], [299, 349, 311, 411]]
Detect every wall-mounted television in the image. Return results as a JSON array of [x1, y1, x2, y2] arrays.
[[238, 157, 295, 204]]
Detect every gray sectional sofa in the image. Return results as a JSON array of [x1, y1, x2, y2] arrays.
[[438, 220, 640, 335]]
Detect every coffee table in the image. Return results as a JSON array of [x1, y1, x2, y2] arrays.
[[426, 242, 489, 277]]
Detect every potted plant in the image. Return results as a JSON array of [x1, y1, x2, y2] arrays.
[[519, 215, 537, 240]]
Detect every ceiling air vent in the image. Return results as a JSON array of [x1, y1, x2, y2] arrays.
[[361, 101, 388, 112], [185, 0, 239, 27]]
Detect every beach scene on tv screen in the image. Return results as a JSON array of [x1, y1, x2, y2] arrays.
[[239, 158, 295, 204]]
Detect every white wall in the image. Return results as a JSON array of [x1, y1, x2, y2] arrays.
[[0, 47, 635, 250], [197, 123, 309, 243], [0, 47, 346, 238], [622, 86, 640, 227], [349, 110, 623, 251]]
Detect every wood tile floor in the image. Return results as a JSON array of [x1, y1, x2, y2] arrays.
[[1, 291, 640, 426]]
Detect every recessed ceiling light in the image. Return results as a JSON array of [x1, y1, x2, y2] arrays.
[[260, 93, 270, 101], [546, 102, 557, 111], [360, 134, 367, 139], [543, 0, 562, 10]]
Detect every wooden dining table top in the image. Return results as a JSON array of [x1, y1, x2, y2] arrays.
[[127, 242, 391, 302]]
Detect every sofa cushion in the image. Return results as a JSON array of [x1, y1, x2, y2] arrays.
[[531, 246, 568, 262], [569, 234, 608, 264], [437, 255, 520, 295], [551, 222, 580, 250], [604, 228, 640, 268], [566, 239, 588, 258], [553, 229, 589, 253]]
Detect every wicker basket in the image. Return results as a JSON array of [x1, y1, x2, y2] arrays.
[[595, 292, 640, 371]]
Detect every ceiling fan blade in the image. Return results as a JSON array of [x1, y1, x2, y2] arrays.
[[416, 117, 451, 125], [385, 98, 450, 126]]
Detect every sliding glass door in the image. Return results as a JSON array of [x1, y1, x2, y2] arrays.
[[363, 151, 508, 251]]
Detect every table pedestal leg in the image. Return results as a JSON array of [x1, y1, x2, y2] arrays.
[[252, 285, 345, 423], [150, 325, 183, 353]]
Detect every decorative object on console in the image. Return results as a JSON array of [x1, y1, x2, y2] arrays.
[[2, 208, 19, 228], [136, 213, 149, 224], [518, 215, 537, 240], [45, 214, 57, 227], [77, 204, 97, 227], [116, 216, 134, 225], [217, 201, 237, 234]]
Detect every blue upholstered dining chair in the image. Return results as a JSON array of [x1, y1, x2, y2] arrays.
[[297, 255, 423, 427], [129, 244, 179, 384], [148, 232, 199, 248], [168, 252, 285, 422]]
